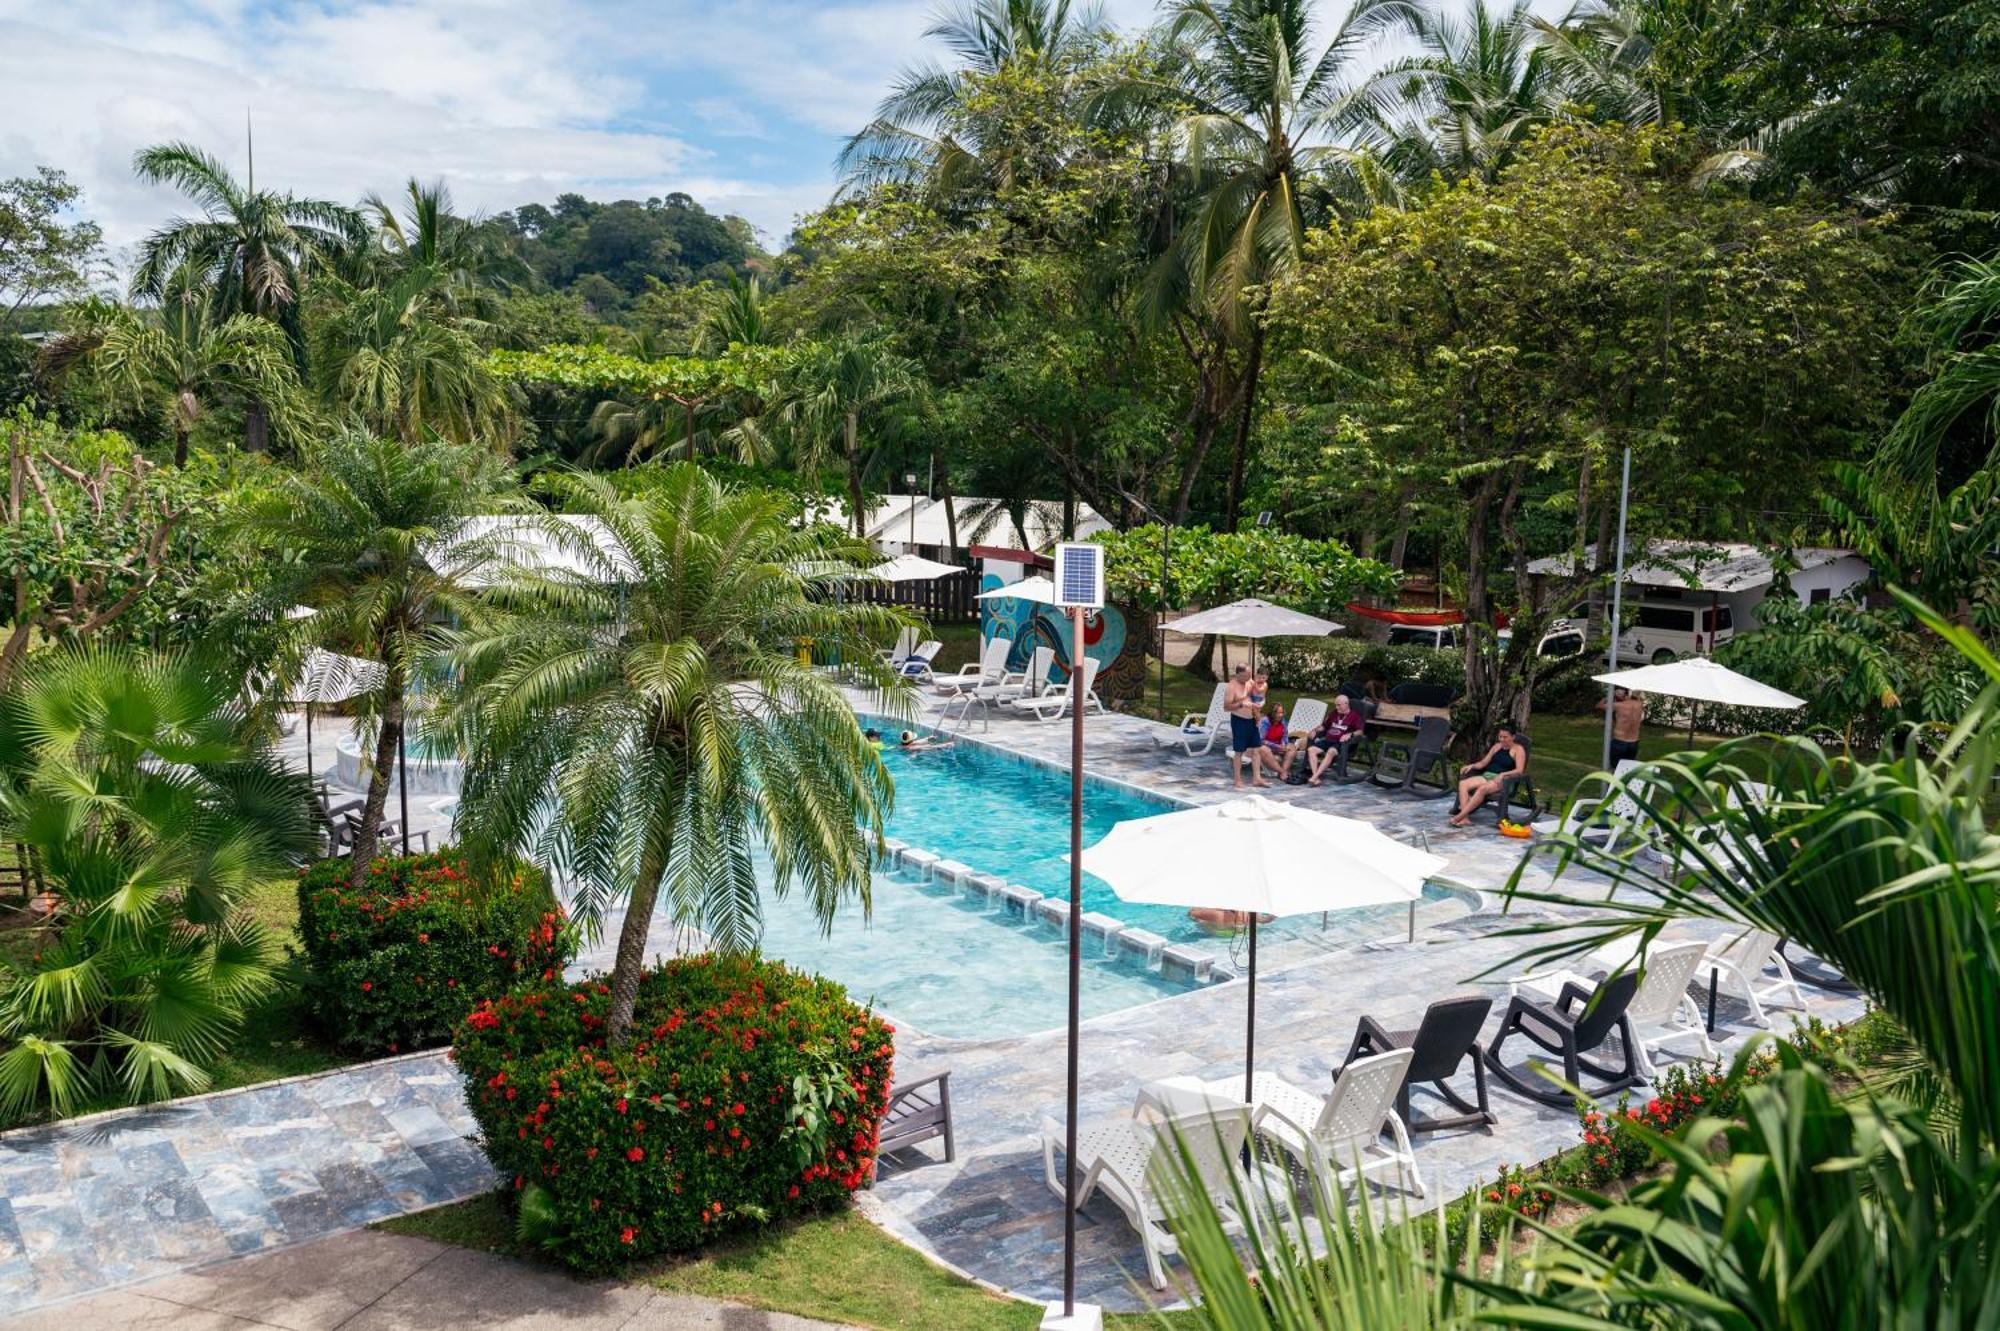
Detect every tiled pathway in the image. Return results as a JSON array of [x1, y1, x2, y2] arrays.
[[0, 703, 1868, 1317]]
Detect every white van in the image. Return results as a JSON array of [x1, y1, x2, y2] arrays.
[[1614, 600, 1734, 664], [1388, 620, 1587, 658]]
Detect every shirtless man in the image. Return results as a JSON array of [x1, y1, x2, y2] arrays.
[[1596, 686, 1644, 764], [1224, 665, 1267, 788]]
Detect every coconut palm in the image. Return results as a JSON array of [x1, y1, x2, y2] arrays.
[[1111, 0, 1409, 529], [358, 177, 529, 315], [229, 430, 519, 888], [695, 272, 771, 353], [130, 141, 363, 449], [306, 270, 512, 446], [1371, 0, 1557, 182], [0, 645, 317, 1116], [38, 265, 302, 466], [442, 464, 910, 1045], [838, 0, 1109, 203], [777, 339, 924, 535]]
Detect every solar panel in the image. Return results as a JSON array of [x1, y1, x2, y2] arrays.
[[1053, 542, 1104, 609]]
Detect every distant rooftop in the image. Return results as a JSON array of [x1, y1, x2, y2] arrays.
[[1525, 541, 1862, 593]]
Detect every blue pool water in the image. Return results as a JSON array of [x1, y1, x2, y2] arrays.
[[744, 724, 1453, 1041]]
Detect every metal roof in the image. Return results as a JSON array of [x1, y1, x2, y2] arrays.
[[1525, 541, 1862, 593]]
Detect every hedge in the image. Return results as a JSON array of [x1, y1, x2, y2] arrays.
[[296, 851, 574, 1055], [453, 954, 896, 1272], [1259, 637, 1466, 697]]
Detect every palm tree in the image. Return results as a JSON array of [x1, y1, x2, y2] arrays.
[[1371, 0, 1557, 182], [695, 272, 771, 353], [443, 464, 910, 1045], [306, 270, 512, 446], [779, 339, 924, 535], [229, 430, 519, 888], [0, 645, 317, 1115], [839, 0, 1108, 204], [358, 178, 530, 317], [39, 265, 302, 466], [1116, 0, 1406, 529], [130, 141, 364, 450]]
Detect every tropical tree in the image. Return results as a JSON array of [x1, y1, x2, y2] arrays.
[[0, 646, 316, 1116], [129, 141, 363, 449], [306, 271, 512, 445], [40, 264, 302, 465], [443, 464, 910, 1045], [358, 177, 529, 315], [1372, 0, 1557, 182], [774, 338, 923, 533], [228, 430, 519, 887], [694, 272, 772, 353], [1116, 0, 1404, 530]]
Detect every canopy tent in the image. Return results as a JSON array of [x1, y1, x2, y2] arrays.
[[1593, 656, 1805, 742], [1077, 796, 1445, 1100], [1165, 597, 1341, 672], [870, 552, 965, 583]]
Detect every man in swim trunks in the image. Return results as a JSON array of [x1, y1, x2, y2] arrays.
[[1225, 665, 1266, 789], [1596, 686, 1644, 764]]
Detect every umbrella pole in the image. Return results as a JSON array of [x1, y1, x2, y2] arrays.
[[1687, 703, 1697, 749], [1244, 914, 1258, 1105], [398, 727, 411, 855]]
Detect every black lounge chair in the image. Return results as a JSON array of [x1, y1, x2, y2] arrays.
[[1370, 715, 1453, 796], [1483, 971, 1643, 1108], [1341, 995, 1495, 1134], [878, 1071, 954, 1164]]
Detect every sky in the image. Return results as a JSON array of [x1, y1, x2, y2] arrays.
[[0, 0, 1163, 262]]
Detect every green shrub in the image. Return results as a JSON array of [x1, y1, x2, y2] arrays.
[[295, 852, 573, 1055], [452, 954, 896, 1273], [1261, 637, 1465, 696]]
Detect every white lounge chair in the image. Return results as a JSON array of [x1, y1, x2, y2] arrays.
[[1156, 682, 1229, 756], [1244, 1048, 1422, 1215], [878, 626, 919, 666], [1008, 656, 1104, 721], [895, 639, 944, 683], [934, 635, 1013, 697], [1526, 938, 1715, 1079], [1040, 1105, 1255, 1290], [1704, 927, 1806, 1027], [1287, 697, 1328, 739], [994, 644, 1057, 702]]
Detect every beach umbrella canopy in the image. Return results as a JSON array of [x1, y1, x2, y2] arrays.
[[287, 647, 385, 705], [1077, 796, 1445, 1100], [1165, 598, 1341, 639], [1593, 657, 1805, 710], [974, 574, 1059, 604], [870, 552, 964, 582]]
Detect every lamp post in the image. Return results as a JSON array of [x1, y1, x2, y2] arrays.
[[905, 472, 918, 548], [1600, 444, 1633, 770]]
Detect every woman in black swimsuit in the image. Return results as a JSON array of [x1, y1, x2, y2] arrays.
[[1450, 726, 1525, 826]]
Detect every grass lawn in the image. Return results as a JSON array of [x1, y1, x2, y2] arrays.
[[0, 874, 346, 1131], [378, 1191, 1185, 1331]]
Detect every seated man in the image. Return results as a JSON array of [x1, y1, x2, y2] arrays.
[[1303, 694, 1368, 785], [1449, 726, 1526, 827]]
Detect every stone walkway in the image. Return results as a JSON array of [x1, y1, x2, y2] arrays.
[[0, 704, 1867, 1318], [0, 1228, 853, 1330]]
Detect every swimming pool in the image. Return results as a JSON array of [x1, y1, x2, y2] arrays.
[[741, 721, 1458, 1041]]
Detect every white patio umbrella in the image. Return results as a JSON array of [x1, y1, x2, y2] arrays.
[[973, 573, 1059, 604], [1593, 656, 1805, 743], [1165, 597, 1340, 671], [1077, 796, 1446, 1101], [285, 648, 386, 778], [870, 552, 963, 582]]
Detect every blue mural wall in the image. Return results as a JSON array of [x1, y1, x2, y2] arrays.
[[977, 573, 1128, 683]]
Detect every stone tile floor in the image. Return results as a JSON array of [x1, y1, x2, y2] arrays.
[[0, 704, 1866, 1318]]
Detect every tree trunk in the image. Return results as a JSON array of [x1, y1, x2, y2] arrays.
[[1190, 632, 1220, 680], [605, 844, 668, 1048], [245, 399, 270, 454], [1387, 481, 1417, 571], [173, 421, 190, 469], [844, 412, 866, 537], [684, 399, 697, 463], [936, 450, 958, 551], [348, 672, 403, 889], [1223, 317, 1267, 533]]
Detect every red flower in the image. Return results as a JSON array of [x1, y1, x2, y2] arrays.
[[627, 1146, 645, 1162], [620, 1226, 637, 1244], [360, 981, 373, 992]]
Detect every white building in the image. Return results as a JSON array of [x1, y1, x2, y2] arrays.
[[809, 495, 1111, 558], [1527, 541, 1871, 631]]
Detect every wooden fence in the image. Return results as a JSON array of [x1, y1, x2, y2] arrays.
[[847, 571, 979, 623]]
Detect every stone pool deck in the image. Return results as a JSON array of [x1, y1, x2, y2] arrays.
[[0, 705, 1866, 1318]]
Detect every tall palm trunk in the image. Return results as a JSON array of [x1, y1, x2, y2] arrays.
[[173, 420, 191, 469], [1224, 315, 1267, 532], [606, 839, 667, 1047], [843, 410, 867, 537], [348, 670, 403, 888]]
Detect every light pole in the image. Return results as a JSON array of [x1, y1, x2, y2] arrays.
[[905, 472, 918, 548], [1600, 444, 1633, 770]]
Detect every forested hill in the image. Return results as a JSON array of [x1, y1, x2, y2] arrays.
[[481, 192, 768, 315]]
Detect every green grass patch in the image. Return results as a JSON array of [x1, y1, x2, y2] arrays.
[[377, 1191, 1181, 1330]]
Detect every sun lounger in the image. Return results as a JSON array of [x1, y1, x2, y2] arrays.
[[1341, 996, 1494, 1134], [933, 635, 1012, 697], [1007, 656, 1103, 722], [895, 639, 944, 682], [1157, 682, 1229, 756], [1243, 1049, 1423, 1213], [1704, 927, 1807, 1027], [1484, 970, 1643, 1108]]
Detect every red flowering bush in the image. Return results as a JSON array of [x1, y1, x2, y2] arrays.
[[1574, 1057, 1766, 1188], [296, 852, 573, 1055], [452, 953, 895, 1273]]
